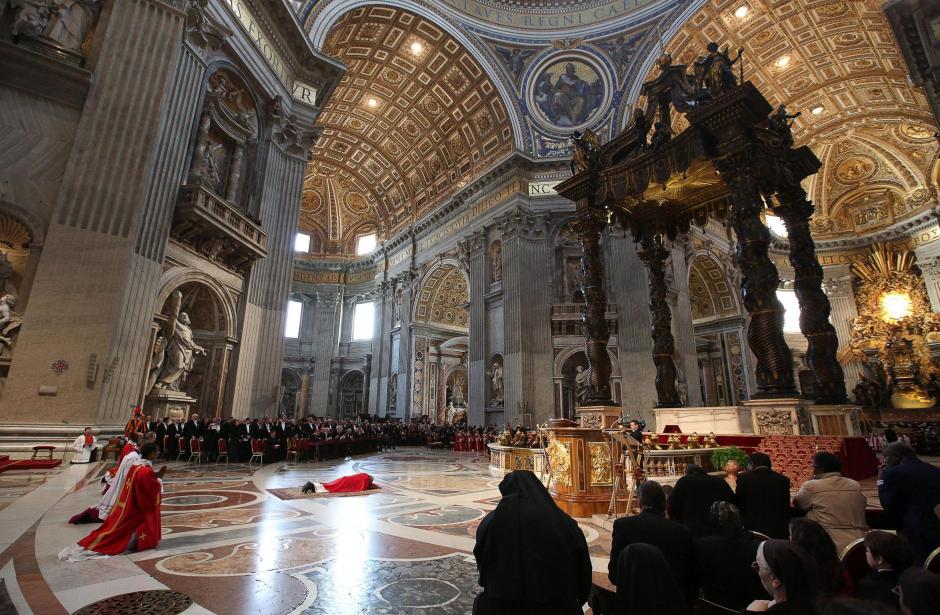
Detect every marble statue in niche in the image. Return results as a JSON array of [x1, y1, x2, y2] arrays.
[[0, 253, 18, 299], [574, 364, 591, 405], [150, 291, 206, 392], [490, 240, 502, 283], [0, 295, 23, 357], [489, 357, 503, 404], [144, 333, 167, 394], [10, 0, 102, 53]]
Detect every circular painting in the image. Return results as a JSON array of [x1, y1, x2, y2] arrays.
[[529, 56, 609, 131]]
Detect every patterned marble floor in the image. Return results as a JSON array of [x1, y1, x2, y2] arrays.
[[0, 447, 614, 614]]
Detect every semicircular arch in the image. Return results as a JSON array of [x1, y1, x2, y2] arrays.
[[156, 268, 238, 340]]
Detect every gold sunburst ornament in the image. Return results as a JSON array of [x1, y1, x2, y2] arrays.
[[847, 243, 938, 409]]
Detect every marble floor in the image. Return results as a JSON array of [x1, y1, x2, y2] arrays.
[[0, 447, 615, 614]]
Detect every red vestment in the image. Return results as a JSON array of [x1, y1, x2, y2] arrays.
[[322, 472, 374, 493], [79, 463, 162, 555], [108, 442, 138, 478]]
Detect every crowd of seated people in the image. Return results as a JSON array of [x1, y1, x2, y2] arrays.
[[472, 443, 940, 615]]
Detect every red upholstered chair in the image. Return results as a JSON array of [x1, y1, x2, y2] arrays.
[[286, 438, 302, 464], [215, 437, 228, 464], [840, 538, 869, 585], [176, 436, 188, 462], [926, 545, 940, 573], [188, 437, 205, 464], [248, 438, 264, 466], [162, 435, 170, 459]]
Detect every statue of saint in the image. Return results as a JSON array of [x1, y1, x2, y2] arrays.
[[43, 0, 102, 52], [490, 242, 502, 283], [152, 291, 205, 392], [490, 361, 504, 403], [0, 294, 22, 355], [574, 364, 591, 405], [697, 42, 743, 96], [0, 253, 17, 299], [144, 333, 167, 395]]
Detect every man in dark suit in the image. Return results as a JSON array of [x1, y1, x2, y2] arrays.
[[668, 464, 735, 538], [609, 481, 696, 605], [155, 418, 169, 455], [878, 442, 940, 561], [183, 413, 204, 440], [735, 452, 792, 539]]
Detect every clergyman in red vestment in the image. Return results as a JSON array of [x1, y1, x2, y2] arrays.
[[302, 472, 374, 494], [59, 443, 165, 561]]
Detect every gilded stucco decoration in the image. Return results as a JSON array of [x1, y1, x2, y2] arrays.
[[645, 0, 939, 240], [688, 254, 739, 322], [303, 6, 514, 249], [546, 436, 571, 487], [843, 244, 940, 408], [589, 441, 612, 484], [413, 264, 469, 329]]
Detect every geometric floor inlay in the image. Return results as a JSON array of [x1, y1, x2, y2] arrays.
[[73, 590, 193, 615], [296, 553, 479, 614]]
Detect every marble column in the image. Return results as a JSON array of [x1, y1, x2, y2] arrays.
[[825, 267, 862, 393], [397, 271, 417, 419], [574, 207, 615, 405], [498, 209, 554, 425], [775, 186, 847, 403], [914, 244, 940, 311], [637, 233, 681, 407], [668, 239, 705, 406], [461, 232, 487, 426], [0, 0, 191, 425], [369, 281, 393, 416], [605, 228, 658, 424], [307, 292, 341, 417], [717, 158, 797, 397]]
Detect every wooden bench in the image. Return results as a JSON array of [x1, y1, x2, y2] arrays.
[[31, 445, 56, 460]]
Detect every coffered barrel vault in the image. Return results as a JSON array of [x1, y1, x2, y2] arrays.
[[302, 6, 517, 253]]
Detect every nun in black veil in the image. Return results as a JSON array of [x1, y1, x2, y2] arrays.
[[472, 470, 593, 614]]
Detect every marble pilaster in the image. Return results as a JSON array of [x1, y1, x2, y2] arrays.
[[667, 239, 705, 407], [462, 232, 487, 426], [604, 228, 658, 426], [497, 209, 553, 425]]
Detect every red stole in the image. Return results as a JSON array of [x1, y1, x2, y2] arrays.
[[79, 463, 161, 555], [84, 434, 94, 446], [322, 472, 374, 493]]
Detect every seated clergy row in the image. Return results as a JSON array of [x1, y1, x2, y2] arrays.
[[471, 444, 940, 615]]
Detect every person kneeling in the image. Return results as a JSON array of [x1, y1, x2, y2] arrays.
[[59, 443, 165, 561]]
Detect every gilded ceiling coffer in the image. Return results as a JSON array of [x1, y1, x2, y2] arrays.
[[638, 232, 681, 407], [556, 43, 847, 404]]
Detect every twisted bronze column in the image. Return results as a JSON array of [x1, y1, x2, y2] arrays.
[[718, 157, 797, 397], [576, 207, 614, 405], [638, 233, 682, 407], [775, 186, 848, 403]]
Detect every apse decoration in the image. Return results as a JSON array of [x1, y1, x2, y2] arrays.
[[846, 244, 940, 409]]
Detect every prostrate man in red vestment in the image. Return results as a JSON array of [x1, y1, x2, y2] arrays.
[[59, 443, 166, 561], [301, 472, 374, 494]]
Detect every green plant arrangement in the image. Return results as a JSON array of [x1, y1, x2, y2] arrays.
[[711, 446, 748, 472]]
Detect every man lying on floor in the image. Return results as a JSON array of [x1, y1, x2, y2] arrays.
[[302, 472, 375, 494], [59, 443, 166, 562]]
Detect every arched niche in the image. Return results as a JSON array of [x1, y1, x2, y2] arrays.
[[149, 273, 238, 418], [0, 209, 39, 384], [553, 218, 585, 303], [339, 370, 364, 418], [280, 369, 301, 418], [186, 67, 262, 213], [552, 346, 621, 419]]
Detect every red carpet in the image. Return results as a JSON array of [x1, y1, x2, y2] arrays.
[[0, 457, 62, 474]]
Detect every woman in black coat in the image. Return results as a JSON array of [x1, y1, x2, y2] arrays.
[[472, 470, 592, 615], [694, 501, 766, 610]]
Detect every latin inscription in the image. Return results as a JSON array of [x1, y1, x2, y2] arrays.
[[441, 0, 660, 30], [528, 180, 560, 197]]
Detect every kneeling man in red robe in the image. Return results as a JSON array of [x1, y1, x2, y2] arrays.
[[302, 472, 374, 494], [59, 443, 165, 561]]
